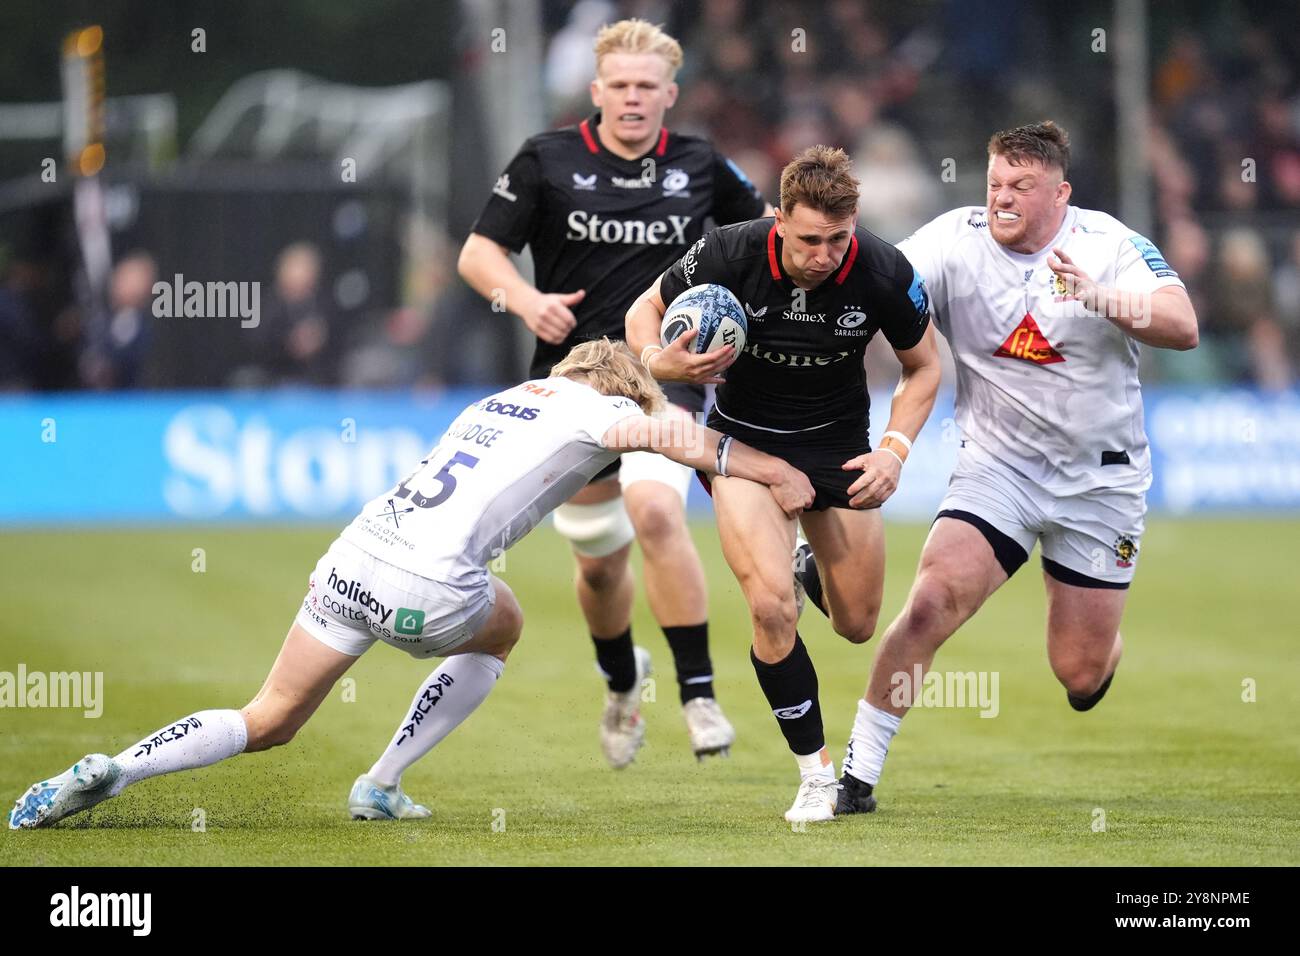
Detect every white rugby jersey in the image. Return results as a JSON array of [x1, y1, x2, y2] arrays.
[[899, 205, 1184, 496], [340, 377, 643, 586]]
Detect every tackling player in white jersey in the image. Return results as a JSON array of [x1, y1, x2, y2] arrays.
[[9, 340, 812, 829], [831, 121, 1199, 815]]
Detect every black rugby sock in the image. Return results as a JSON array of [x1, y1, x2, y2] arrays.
[[662, 623, 714, 703], [593, 628, 637, 693], [750, 635, 825, 755]]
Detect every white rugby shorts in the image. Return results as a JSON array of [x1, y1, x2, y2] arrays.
[[295, 537, 495, 658], [936, 440, 1145, 588]]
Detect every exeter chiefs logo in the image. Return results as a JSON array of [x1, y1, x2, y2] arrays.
[[1113, 534, 1138, 568]]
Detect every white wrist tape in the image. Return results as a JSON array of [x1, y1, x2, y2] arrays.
[[880, 446, 905, 468], [882, 430, 913, 451], [640, 344, 664, 368]]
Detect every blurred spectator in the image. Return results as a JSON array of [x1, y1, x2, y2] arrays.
[[1271, 232, 1300, 368], [1210, 228, 1291, 390], [0, 258, 42, 391], [545, 0, 616, 117], [854, 123, 942, 242], [79, 251, 157, 390], [251, 241, 334, 386]]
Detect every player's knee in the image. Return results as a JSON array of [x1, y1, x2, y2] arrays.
[[626, 495, 684, 551], [833, 605, 880, 645], [242, 706, 301, 751], [901, 577, 961, 642], [749, 589, 798, 640], [494, 603, 524, 651], [1053, 656, 1109, 697], [576, 554, 627, 593]]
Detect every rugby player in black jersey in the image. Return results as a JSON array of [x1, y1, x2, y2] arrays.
[[627, 146, 942, 821], [458, 19, 771, 767]]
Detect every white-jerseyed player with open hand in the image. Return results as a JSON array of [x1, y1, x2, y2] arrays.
[[830, 121, 1199, 815]]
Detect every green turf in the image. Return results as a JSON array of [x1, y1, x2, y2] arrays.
[[0, 519, 1296, 866]]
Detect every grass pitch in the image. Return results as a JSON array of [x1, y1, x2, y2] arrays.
[[1, 518, 1296, 866]]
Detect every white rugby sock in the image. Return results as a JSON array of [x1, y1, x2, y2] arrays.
[[368, 653, 505, 787], [108, 709, 248, 796], [842, 699, 902, 786]]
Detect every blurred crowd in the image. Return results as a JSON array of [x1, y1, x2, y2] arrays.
[[1, 0, 1296, 393], [1147, 28, 1300, 388], [0, 232, 514, 392]]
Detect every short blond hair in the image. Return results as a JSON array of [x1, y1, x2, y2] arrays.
[[594, 18, 683, 78], [779, 145, 860, 218], [551, 338, 665, 414]]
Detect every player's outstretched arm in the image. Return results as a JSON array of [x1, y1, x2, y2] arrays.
[[457, 233, 583, 345], [1048, 247, 1199, 350], [843, 325, 943, 509], [602, 415, 814, 517], [625, 274, 736, 385]]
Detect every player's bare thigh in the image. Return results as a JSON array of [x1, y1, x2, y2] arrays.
[[798, 507, 886, 644], [568, 474, 622, 506], [711, 475, 798, 661], [1042, 572, 1126, 696], [242, 622, 359, 752], [901, 516, 1011, 641]]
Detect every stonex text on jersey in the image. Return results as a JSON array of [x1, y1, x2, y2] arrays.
[[469, 112, 768, 379], [565, 211, 694, 245]]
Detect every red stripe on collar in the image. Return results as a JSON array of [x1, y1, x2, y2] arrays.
[[766, 224, 782, 281], [834, 234, 859, 285]]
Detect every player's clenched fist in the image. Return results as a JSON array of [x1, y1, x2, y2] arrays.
[[843, 449, 902, 509], [522, 289, 584, 344]]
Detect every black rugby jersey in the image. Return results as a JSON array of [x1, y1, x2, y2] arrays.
[[470, 111, 767, 386], [659, 218, 930, 434]]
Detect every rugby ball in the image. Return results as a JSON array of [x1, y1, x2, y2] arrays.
[[661, 283, 747, 355]]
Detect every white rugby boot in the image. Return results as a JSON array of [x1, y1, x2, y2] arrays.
[[9, 754, 121, 829], [783, 775, 841, 824], [348, 775, 432, 821], [682, 697, 735, 759], [599, 645, 652, 769]]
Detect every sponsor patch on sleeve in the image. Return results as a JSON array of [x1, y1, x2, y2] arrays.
[[1127, 235, 1178, 279], [907, 271, 930, 316]]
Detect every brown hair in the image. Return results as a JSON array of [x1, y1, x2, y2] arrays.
[[551, 338, 665, 414], [594, 19, 683, 79], [987, 121, 1071, 179], [779, 145, 860, 218]]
